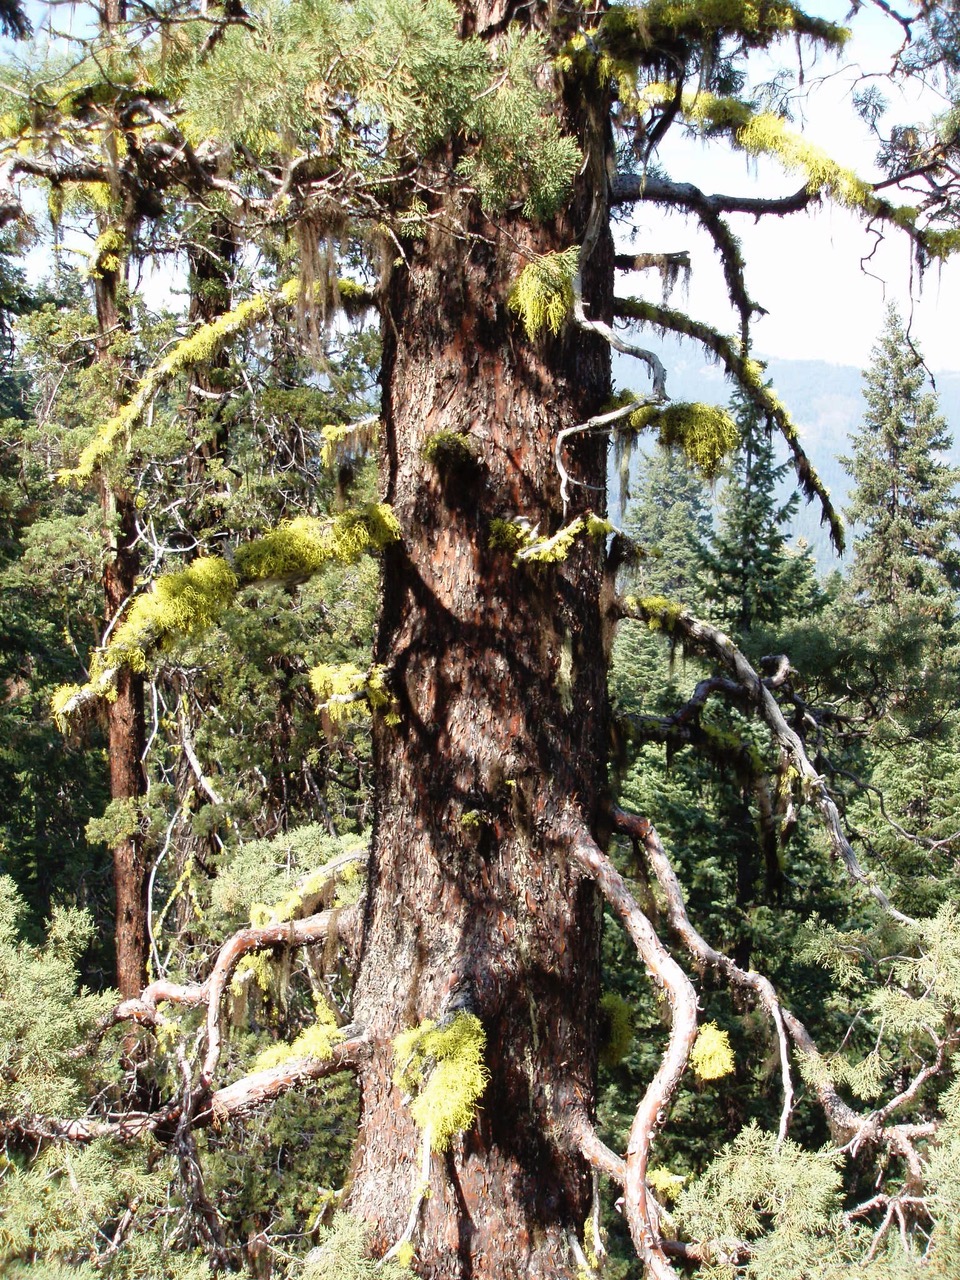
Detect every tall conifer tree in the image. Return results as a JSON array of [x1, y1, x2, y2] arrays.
[[844, 304, 960, 618], [2, 3, 960, 1277]]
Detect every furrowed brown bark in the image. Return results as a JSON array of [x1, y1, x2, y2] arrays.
[[347, 44, 616, 1270], [95, 224, 148, 999]]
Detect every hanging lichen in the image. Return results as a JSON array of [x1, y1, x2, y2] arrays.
[[613, 296, 845, 551], [392, 1013, 489, 1153], [599, 991, 635, 1068], [507, 246, 579, 339], [627, 401, 738, 479], [689, 1021, 735, 1080], [254, 995, 343, 1071]]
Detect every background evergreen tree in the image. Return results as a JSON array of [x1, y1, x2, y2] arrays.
[[843, 304, 960, 618], [704, 387, 821, 639], [1, 2, 960, 1276]]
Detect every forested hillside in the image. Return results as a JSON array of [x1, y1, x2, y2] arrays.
[[614, 343, 960, 569], [2, 1, 960, 1278]]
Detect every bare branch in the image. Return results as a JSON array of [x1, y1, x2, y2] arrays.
[[564, 809, 697, 1280], [18, 1035, 371, 1144], [612, 808, 795, 1144], [612, 173, 815, 217], [618, 600, 914, 925]]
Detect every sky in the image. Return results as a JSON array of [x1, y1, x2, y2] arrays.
[[627, 1, 960, 372]]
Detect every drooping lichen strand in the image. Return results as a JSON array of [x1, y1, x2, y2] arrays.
[[91, 556, 239, 679], [248, 848, 365, 927], [392, 1013, 489, 1153], [254, 996, 343, 1071], [689, 1021, 735, 1080], [599, 991, 635, 1068], [234, 506, 400, 580], [507, 247, 579, 339], [628, 401, 737, 479], [61, 278, 300, 481], [615, 296, 844, 551]]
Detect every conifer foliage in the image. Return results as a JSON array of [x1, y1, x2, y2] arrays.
[[1, 1, 960, 1278]]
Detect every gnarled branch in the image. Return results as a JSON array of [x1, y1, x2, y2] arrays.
[[564, 808, 697, 1280], [619, 599, 914, 925]]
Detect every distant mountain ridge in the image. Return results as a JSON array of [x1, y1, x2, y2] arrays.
[[611, 339, 960, 573]]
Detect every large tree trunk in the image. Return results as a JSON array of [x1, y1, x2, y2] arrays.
[[348, 164, 615, 1273]]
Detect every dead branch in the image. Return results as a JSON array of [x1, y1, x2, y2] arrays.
[[13, 1034, 371, 1145], [611, 173, 815, 217], [612, 808, 795, 1143], [618, 600, 914, 926], [564, 809, 698, 1280]]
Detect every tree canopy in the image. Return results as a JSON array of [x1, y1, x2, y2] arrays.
[[1, 2, 960, 1279]]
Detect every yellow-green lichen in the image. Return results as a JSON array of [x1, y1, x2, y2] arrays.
[[422, 430, 477, 468], [254, 997, 343, 1071], [51, 683, 85, 732], [489, 518, 529, 552], [309, 662, 395, 724], [319, 418, 378, 468], [635, 595, 686, 632], [628, 401, 738, 479], [235, 506, 400, 580], [393, 1013, 489, 1153], [690, 1021, 735, 1080], [639, 85, 888, 216], [646, 1166, 687, 1203], [91, 556, 238, 678], [87, 225, 127, 279], [460, 809, 490, 830], [507, 247, 579, 340], [596, 0, 847, 71], [61, 278, 300, 481]]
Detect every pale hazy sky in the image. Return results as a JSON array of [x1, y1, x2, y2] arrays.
[[629, 1, 960, 372]]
